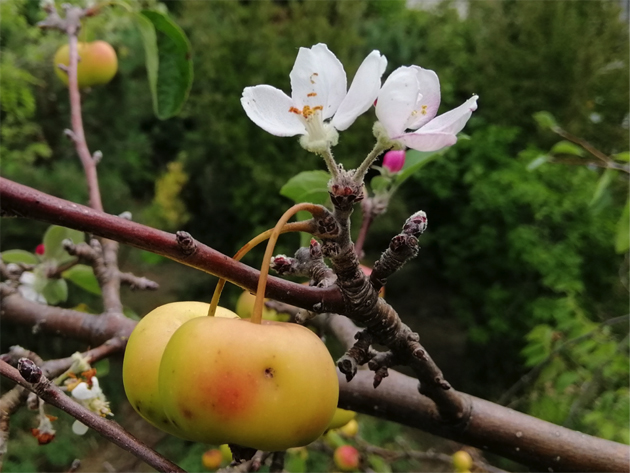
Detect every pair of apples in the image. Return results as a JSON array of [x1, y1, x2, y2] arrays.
[[122, 301, 339, 451], [54, 41, 118, 88]]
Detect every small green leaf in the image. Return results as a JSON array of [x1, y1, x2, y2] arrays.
[[367, 454, 392, 473], [550, 140, 585, 157], [42, 279, 68, 305], [136, 10, 193, 120], [1, 250, 38, 265], [280, 170, 331, 206], [123, 306, 141, 320], [43, 226, 84, 264], [590, 168, 616, 208], [93, 359, 110, 377], [370, 175, 390, 193], [612, 151, 630, 163], [62, 264, 101, 295], [527, 154, 550, 171], [533, 111, 559, 131], [615, 198, 629, 254], [394, 149, 442, 186]]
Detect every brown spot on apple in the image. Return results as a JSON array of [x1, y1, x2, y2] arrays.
[[264, 368, 275, 378]]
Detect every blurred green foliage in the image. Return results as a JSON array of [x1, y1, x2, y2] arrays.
[[1, 0, 628, 467]]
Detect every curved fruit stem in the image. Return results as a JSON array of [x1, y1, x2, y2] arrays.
[[207, 220, 314, 317], [251, 203, 322, 324]]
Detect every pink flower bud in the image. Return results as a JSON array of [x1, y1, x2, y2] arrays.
[[35, 244, 45, 255], [382, 150, 405, 173]]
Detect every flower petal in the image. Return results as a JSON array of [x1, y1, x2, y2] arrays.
[[72, 382, 95, 400], [375, 66, 420, 138], [290, 44, 346, 120], [241, 85, 306, 137], [72, 421, 89, 436], [397, 131, 458, 152], [404, 66, 441, 130], [332, 50, 387, 131], [420, 95, 479, 134]]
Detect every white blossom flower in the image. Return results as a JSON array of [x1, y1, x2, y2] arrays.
[[375, 65, 478, 152], [18, 271, 47, 304], [241, 44, 387, 152], [71, 376, 112, 419]]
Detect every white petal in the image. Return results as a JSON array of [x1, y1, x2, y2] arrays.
[[72, 382, 95, 400], [375, 66, 420, 138], [397, 131, 458, 152], [19, 272, 36, 285], [420, 95, 479, 134], [404, 66, 441, 130], [332, 50, 387, 131], [72, 421, 89, 436], [290, 44, 346, 120], [18, 285, 46, 304], [241, 85, 306, 137]]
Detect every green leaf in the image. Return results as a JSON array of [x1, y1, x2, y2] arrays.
[[527, 154, 550, 171], [550, 140, 585, 157], [367, 454, 392, 473], [589, 168, 616, 208], [370, 175, 390, 193], [42, 279, 68, 305], [615, 198, 629, 254], [533, 111, 559, 131], [123, 306, 141, 321], [93, 359, 110, 377], [280, 170, 331, 206], [394, 149, 442, 186], [1, 250, 38, 265], [43, 226, 84, 264], [62, 264, 101, 295], [136, 10, 193, 120], [612, 151, 630, 163]]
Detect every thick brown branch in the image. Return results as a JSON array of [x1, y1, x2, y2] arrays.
[[1, 286, 135, 346], [340, 370, 629, 473], [0, 178, 344, 312]]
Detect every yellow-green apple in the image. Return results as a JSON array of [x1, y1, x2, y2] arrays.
[[158, 317, 339, 451], [452, 450, 473, 473], [339, 419, 359, 437], [334, 445, 360, 471], [202, 449, 223, 470], [327, 408, 357, 430], [123, 301, 238, 437], [219, 444, 232, 463], [54, 41, 118, 87], [235, 290, 288, 321]]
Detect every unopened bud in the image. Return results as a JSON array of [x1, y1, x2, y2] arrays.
[[18, 358, 42, 384], [270, 255, 293, 275], [403, 211, 428, 236], [382, 150, 405, 173], [35, 244, 45, 255]]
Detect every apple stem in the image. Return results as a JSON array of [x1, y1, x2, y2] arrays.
[[207, 220, 316, 317], [251, 203, 322, 324]]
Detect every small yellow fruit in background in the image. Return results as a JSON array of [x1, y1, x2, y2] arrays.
[[452, 450, 473, 473], [339, 419, 359, 437], [235, 290, 288, 321], [54, 40, 118, 87], [123, 301, 238, 438], [219, 444, 232, 463], [202, 449, 223, 470], [327, 408, 357, 430]]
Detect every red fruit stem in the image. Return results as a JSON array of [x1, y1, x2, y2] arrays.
[[252, 203, 320, 324], [207, 221, 314, 317]]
